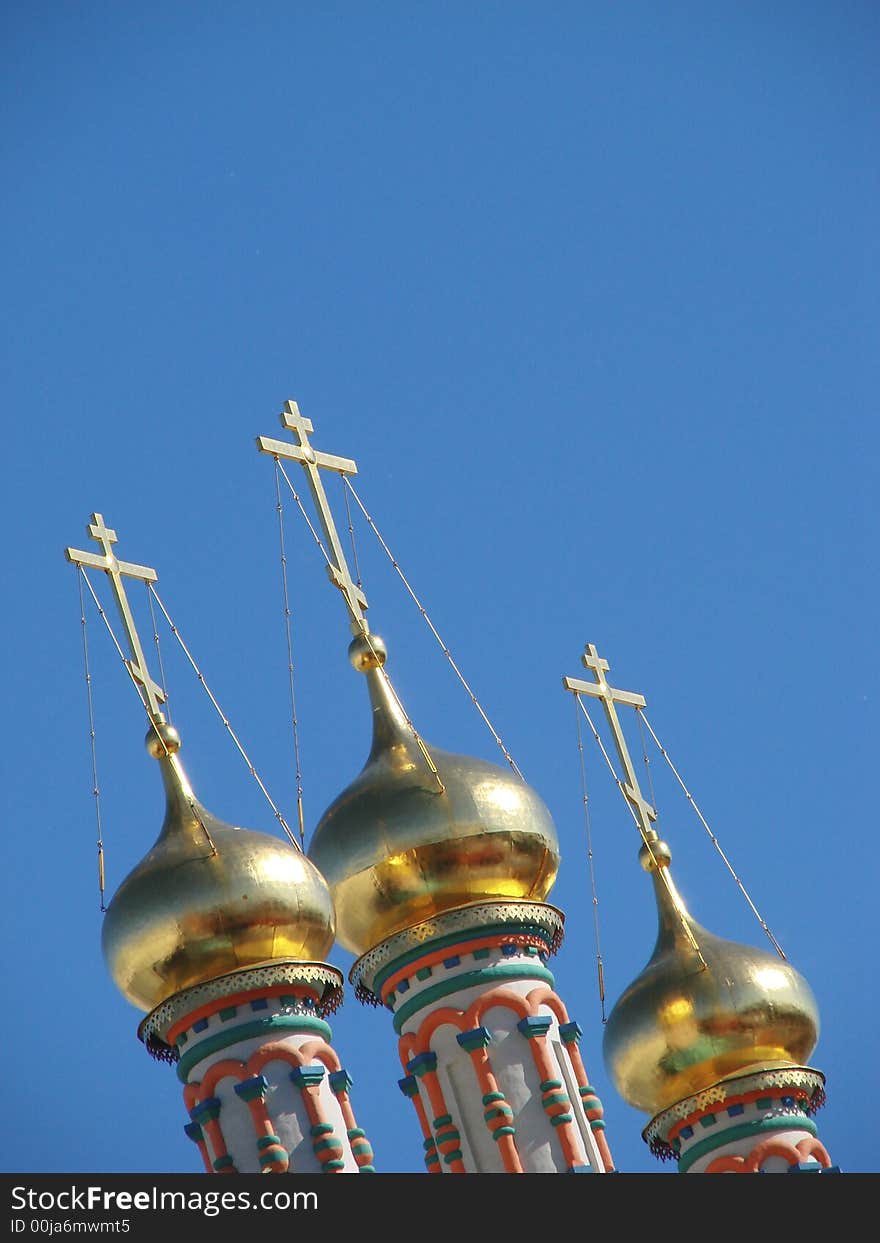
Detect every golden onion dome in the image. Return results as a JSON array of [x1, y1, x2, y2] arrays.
[[602, 836, 819, 1117], [307, 635, 560, 957], [102, 722, 336, 1012]]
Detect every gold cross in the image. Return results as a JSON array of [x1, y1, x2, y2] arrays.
[[566, 644, 706, 964], [564, 643, 657, 842], [65, 513, 166, 721], [257, 400, 369, 633]]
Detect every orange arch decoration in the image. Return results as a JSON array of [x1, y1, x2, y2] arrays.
[[746, 1138, 803, 1170], [183, 1034, 351, 1175], [472, 986, 532, 1027], [704, 1134, 833, 1174], [247, 1038, 340, 1077], [397, 981, 613, 1174], [704, 1153, 748, 1173], [796, 1137, 832, 1167], [401, 986, 538, 1061], [202, 1058, 248, 1097], [525, 985, 569, 1025], [292, 1039, 342, 1073]]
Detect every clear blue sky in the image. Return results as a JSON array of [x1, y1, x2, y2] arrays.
[[2, 3, 876, 1175]]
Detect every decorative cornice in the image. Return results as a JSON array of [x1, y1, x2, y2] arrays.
[[392, 963, 555, 1034], [176, 1015, 333, 1082], [643, 1066, 827, 1159], [139, 960, 344, 1062], [350, 901, 565, 1005]]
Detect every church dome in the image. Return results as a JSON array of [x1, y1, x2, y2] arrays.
[[307, 635, 560, 957], [102, 722, 336, 1012], [602, 836, 819, 1117]]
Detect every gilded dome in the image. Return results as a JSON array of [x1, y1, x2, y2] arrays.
[[102, 723, 336, 1012], [307, 636, 560, 957], [602, 836, 819, 1118]]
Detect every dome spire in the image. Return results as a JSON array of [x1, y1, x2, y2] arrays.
[[257, 398, 444, 791], [564, 643, 705, 962], [348, 632, 421, 762]]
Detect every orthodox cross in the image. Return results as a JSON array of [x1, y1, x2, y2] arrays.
[[565, 644, 705, 962], [257, 400, 369, 633], [65, 513, 166, 722], [564, 643, 657, 844]]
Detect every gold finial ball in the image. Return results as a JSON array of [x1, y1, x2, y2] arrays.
[[145, 722, 181, 757], [348, 633, 387, 671], [104, 821, 336, 1012], [639, 837, 672, 871]]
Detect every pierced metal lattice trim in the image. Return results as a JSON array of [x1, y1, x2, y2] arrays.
[[643, 1065, 828, 1154], [138, 961, 344, 1062], [350, 900, 565, 1005]]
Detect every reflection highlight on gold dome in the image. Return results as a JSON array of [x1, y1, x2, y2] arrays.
[[102, 724, 336, 1012], [603, 838, 819, 1116], [308, 649, 559, 956]]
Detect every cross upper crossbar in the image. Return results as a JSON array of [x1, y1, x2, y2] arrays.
[[564, 643, 656, 841], [257, 400, 369, 632], [66, 513, 166, 720]]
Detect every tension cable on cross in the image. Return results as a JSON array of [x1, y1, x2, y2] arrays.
[[341, 473, 364, 592], [275, 458, 334, 568], [67, 516, 217, 858], [637, 709, 786, 960], [66, 513, 302, 857], [75, 566, 107, 912], [147, 580, 172, 724], [342, 475, 524, 780], [636, 704, 658, 818], [573, 692, 606, 1021], [146, 584, 300, 848], [274, 458, 306, 846]]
